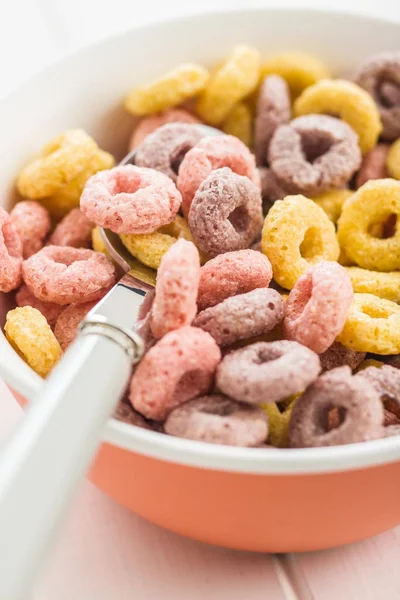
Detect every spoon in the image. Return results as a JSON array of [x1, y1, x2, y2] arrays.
[[0, 124, 220, 600]]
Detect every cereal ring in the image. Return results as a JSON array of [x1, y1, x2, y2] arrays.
[[261, 398, 296, 448], [164, 395, 268, 447], [5, 306, 62, 377], [254, 75, 291, 166], [357, 359, 385, 372], [150, 239, 200, 338], [222, 102, 253, 146], [16, 284, 64, 329], [196, 45, 261, 125], [311, 189, 353, 224], [261, 52, 330, 100], [289, 366, 383, 447], [91, 227, 109, 256], [356, 144, 389, 188], [17, 130, 98, 199], [177, 135, 259, 216], [80, 165, 182, 235], [39, 148, 115, 221], [10, 201, 51, 258], [22, 246, 116, 305], [336, 293, 400, 355], [337, 179, 400, 271], [188, 168, 262, 257], [130, 326, 221, 420], [49, 208, 93, 248], [384, 410, 400, 427], [54, 301, 96, 350], [194, 288, 284, 347], [0, 207, 23, 292], [294, 79, 382, 154], [283, 262, 353, 354], [216, 340, 321, 405], [197, 249, 272, 311], [346, 267, 400, 303], [124, 64, 209, 116], [387, 138, 400, 180], [356, 365, 400, 416], [113, 401, 154, 430], [319, 342, 366, 373], [129, 108, 202, 150], [261, 194, 339, 289], [259, 167, 287, 207], [353, 52, 400, 140], [134, 123, 205, 182], [268, 115, 361, 195], [120, 214, 195, 270]]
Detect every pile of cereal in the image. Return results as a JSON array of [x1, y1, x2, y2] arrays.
[[2, 47, 400, 449]]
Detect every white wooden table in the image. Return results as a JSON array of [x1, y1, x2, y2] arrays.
[[2, 1, 400, 598]]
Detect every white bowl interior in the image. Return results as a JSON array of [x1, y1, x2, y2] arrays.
[[1, 7, 400, 474]]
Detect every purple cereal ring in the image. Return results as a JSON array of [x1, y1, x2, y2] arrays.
[[10, 201, 51, 259], [289, 366, 384, 447], [216, 340, 321, 405], [355, 144, 389, 188], [134, 123, 205, 182], [356, 365, 400, 419], [283, 261, 354, 354], [194, 288, 284, 347], [259, 167, 287, 209], [22, 246, 116, 305], [0, 207, 23, 292], [254, 75, 291, 166], [150, 239, 200, 339], [188, 167, 263, 257], [353, 52, 400, 140], [49, 208, 93, 248], [129, 108, 202, 151], [54, 301, 97, 349], [177, 134, 260, 216], [164, 394, 268, 447], [16, 284, 64, 329], [113, 401, 154, 430], [268, 115, 362, 195], [319, 342, 366, 372], [384, 409, 400, 427], [130, 326, 221, 420], [80, 165, 182, 234]]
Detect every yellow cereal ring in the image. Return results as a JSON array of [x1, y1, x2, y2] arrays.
[[386, 138, 400, 179], [196, 45, 261, 125], [17, 130, 99, 199], [294, 79, 382, 154], [262, 398, 296, 447], [124, 64, 209, 116], [346, 267, 400, 303], [336, 293, 400, 354], [337, 179, 400, 271], [338, 246, 354, 266], [261, 194, 340, 289], [5, 306, 62, 377], [91, 227, 109, 256], [222, 102, 253, 146], [356, 358, 385, 372], [261, 52, 330, 100], [39, 148, 115, 220], [311, 189, 353, 224]]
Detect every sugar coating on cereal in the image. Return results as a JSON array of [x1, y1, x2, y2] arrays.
[[10, 201, 51, 258], [129, 108, 202, 151], [0, 207, 23, 293], [49, 208, 93, 248]]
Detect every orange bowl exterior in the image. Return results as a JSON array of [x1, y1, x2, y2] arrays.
[[10, 387, 400, 552]]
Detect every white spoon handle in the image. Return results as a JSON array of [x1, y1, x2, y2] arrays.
[[0, 326, 139, 600]]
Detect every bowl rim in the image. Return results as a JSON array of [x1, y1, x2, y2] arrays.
[[2, 5, 400, 476]]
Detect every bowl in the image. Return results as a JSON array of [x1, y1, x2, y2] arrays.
[[1, 7, 400, 553]]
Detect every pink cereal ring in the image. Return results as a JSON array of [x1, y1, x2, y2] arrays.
[[289, 366, 383, 448], [130, 326, 221, 420], [16, 284, 64, 328], [355, 144, 389, 188], [0, 207, 23, 292], [164, 395, 268, 447], [319, 341, 366, 372], [197, 249, 272, 311], [150, 239, 200, 339], [356, 365, 400, 408], [134, 123, 205, 182], [54, 301, 97, 349], [129, 109, 202, 151], [283, 261, 353, 354], [22, 245, 116, 305], [188, 167, 263, 257], [193, 288, 284, 347], [80, 165, 182, 234], [49, 208, 93, 248], [216, 340, 321, 404], [177, 134, 260, 216], [10, 201, 51, 259]]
